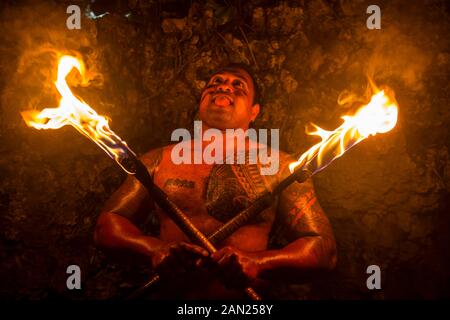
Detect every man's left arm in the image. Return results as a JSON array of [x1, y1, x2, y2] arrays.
[[211, 178, 337, 285], [255, 178, 337, 282]]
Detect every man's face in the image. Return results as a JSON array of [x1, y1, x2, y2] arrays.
[[198, 68, 260, 130]]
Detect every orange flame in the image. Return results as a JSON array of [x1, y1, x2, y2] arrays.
[[289, 83, 398, 173], [21, 55, 135, 173]]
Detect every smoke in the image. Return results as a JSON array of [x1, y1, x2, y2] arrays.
[[0, 1, 103, 132], [358, 4, 435, 92]]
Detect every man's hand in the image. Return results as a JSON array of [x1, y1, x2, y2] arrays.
[[211, 246, 260, 289], [151, 241, 209, 280]]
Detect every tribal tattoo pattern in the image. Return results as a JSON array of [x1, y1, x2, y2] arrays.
[[205, 163, 270, 223], [274, 178, 335, 248]]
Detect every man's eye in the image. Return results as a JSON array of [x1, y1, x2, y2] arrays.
[[233, 80, 244, 88], [212, 77, 223, 84]]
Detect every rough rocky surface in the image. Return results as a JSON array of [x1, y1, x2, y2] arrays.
[[0, 0, 449, 299]]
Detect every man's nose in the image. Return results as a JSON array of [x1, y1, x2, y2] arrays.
[[217, 81, 232, 92]]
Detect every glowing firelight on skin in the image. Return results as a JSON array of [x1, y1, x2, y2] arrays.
[[21, 55, 135, 173], [289, 85, 399, 174]]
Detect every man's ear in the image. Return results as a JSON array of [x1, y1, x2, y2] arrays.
[[251, 103, 260, 121]]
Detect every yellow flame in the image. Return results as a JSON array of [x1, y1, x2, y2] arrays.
[[289, 86, 398, 173], [21, 55, 135, 173]]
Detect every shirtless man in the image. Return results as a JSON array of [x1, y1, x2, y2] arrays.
[[94, 64, 337, 299]]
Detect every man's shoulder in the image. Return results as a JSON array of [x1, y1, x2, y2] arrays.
[[250, 140, 292, 157], [140, 142, 182, 158], [277, 149, 296, 165], [247, 140, 297, 184], [138, 145, 169, 171], [252, 141, 295, 171], [139, 142, 192, 167]]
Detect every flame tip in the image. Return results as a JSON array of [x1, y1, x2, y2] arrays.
[[21, 55, 131, 164], [291, 81, 398, 174]]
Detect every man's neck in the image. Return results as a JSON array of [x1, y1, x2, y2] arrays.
[[192, 121, 256, 163]]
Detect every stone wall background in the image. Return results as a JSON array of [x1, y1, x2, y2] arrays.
[[0, 0, 449, 299]]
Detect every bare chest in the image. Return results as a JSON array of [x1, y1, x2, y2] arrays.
[[152, 159, 276, 248]]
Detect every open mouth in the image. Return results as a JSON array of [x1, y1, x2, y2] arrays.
[[212, 93, 234, 107]]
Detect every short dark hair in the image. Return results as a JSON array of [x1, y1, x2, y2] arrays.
[[211, 63, 260, 105]]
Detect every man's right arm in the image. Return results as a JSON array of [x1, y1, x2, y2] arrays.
[[94, 148, 209, 274], [94, 148, 166, 265]]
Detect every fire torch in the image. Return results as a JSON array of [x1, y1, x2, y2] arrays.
[[21, 55, 398, 300]]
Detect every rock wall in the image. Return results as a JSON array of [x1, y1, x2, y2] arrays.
[[0, 0, 449, 299]]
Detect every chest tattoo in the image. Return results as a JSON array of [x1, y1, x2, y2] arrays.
[[205, 163, 269, 223]]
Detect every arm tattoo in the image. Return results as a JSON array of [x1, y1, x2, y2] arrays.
[[276, 179, 335, 243]]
